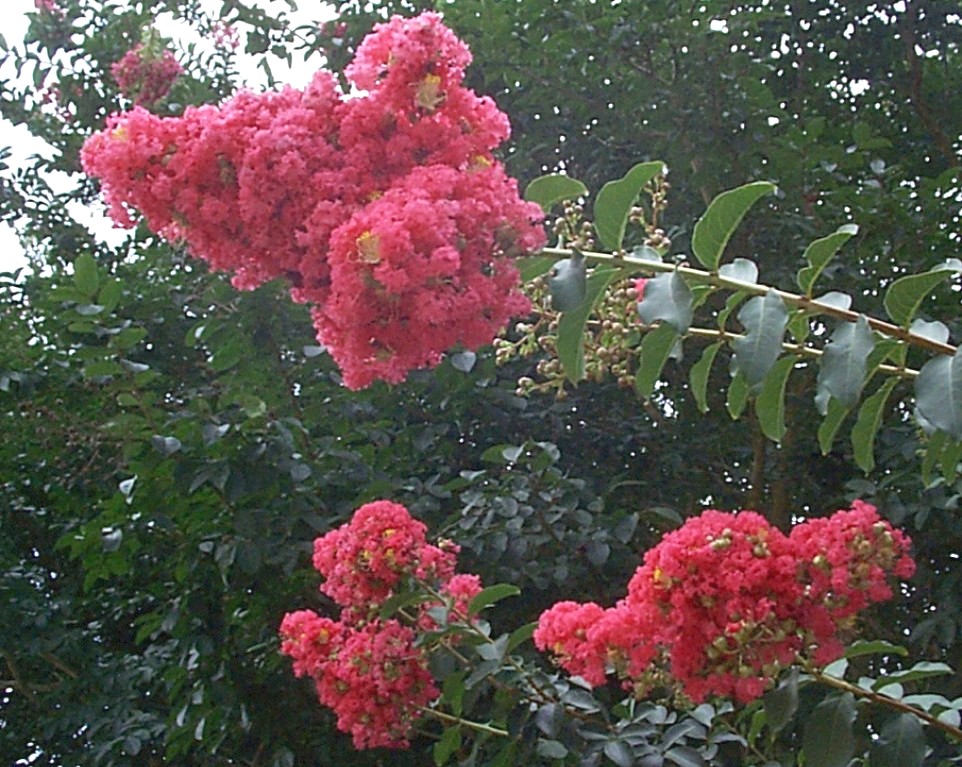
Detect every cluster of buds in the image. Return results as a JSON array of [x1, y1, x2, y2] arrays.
[[551, 200, 595, 251]]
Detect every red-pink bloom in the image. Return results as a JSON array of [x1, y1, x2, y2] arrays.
[[83, 13, 544, 390], [278, 610, 344, 677], [212, 20, 240, 50], [534, 601, 610, 686], [112, 43, 183, 106], [312, 500, 441, 610]]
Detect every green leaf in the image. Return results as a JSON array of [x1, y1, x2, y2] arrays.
[[727, 371, 749, 420], [507, 622, 536, 653], [816, 316, 875, 410], [635, 324, 679, 399], [557, 267, 633, 381], [593, 161, 665, 251], [664, 745, 707, 767], [83, 359, 123, 378], [921, 430, 948, 487], [518, 254, 557, 282], [548, 252, 587, 311], [872, 661, 953, 689], [868, 714, 925, 767], [941, 437, 962, 484], [691, 181, 776, 271], [818, 397, 850, 454], [717, 257, 758, 284], [637, 270, 694, 334], [433, 726, 462, 766], [603, 740, 635, 767], [690, 342, 722, 413], [915, 348, 962, 440], [764, 670, 799, 735], [73, 253, 99, 296], [524, 174, 588, 212], [755, 355, 797, 442], [884, 262, 961, 327], [844, 640, 908, 659], [98, 278, 123, 313], [467, 584, 521, 617], [802, 693, 856, 767], [731, 290, 788, 389], [796, 224, 859, 295], [536, 740, 568, 760], [852, 378, 899, 473]]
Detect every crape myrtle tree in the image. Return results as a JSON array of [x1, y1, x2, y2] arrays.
[[0, 2, 960, 767]]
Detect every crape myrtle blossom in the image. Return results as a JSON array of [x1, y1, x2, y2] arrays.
[[82, 12, 545, 389], [536, 502, 914, 704], [111, 42, 183, 107], [280, 500, 482, 749]]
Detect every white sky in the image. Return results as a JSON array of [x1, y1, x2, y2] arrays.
[[0, 0, 328, 274]]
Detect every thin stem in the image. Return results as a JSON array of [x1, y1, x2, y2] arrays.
[[417, 706, 509, 737], [541, 246, 959, 357], [810, 669, 962, 742]]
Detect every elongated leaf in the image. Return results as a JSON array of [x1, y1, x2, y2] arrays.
[[884, 262, 961, 327], [755, 355, 798, 442], [797, 224, 859, 295], [731, 290, 788, 389], [467, 584, 521, 617], [73, 253, 99, 296], [637, 271, 694, 334], [635, 324, 679, 399], [868, 713, 925, 767], [518, 254, 557, 282], [603, 740, 635, 767], [852, 378, 899, 473], [690, 343, 722, 413], [764, 670, 799, 735], [844, 640, 908, 659], [691, 181, 776, 271], [818, 397, 850, 454], [816, 316, 875, 409], [548, 252, 587, 311], [941, 438, 962, 484], [871, 661, 953, 688], [433, 726, 462, 766], [727, 371, 749, 419], [915, 348, 962, 440], [557, 267, 632, 381], [802, 693, 856, 767], [594, 161, 665, 251], [921, 430, 949, 487], [524, 173, 587, 212]]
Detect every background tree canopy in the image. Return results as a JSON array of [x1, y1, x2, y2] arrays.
[[1, 1, 960, 765]]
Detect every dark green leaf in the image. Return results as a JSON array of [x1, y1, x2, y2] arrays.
[[797, 224, 859, 295], [665, 745, 706, 767], [844, 640, 908, 659], [691, 181, 776, 271], [871, 661, 953, 689], [851, 378, 899, 473], [868, 714, 925, 767], [690, 342, 722, 414], [549, 252, 587, 311], [507, 622, 536, 652], [594, 161, 665, 251], [637, 271, 694, 335], [525, 174, 588, 212], [603, 740, 635, 767], [802, 693, 856, 767], [519, 254, 557, 282], [467, 584, 521, 617], [558, 267, 632, 381], [763, 670, 799, 735], [884, 262, 961, 327], [941, 438, 962, 484], [536, 739, 568, 759], [731, 290, 788, 389], [755, 355, 797, 442], [915, 348, 962, 440], [816, 316, 875, 409], [83, 359, 123, 378], [635, 324, 679, 399], [921, 430, 949, 487], [818, 397, 850, 453]]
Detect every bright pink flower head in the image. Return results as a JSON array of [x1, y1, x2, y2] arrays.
[[278, 610, 344, 678], [345, 12, 471, 110], [315, 163, 540, 389], [790, 500, 915, 622], [311, 500, 436, 609], [112, 43, 183, 106], [534, 601, 610, 686]]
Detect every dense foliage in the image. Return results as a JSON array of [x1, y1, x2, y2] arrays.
[[2, 1, 961, 766]]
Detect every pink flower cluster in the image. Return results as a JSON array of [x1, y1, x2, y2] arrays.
[[82, 13, 545, 389], [535, 502, 914, 704], [279, 500, 482, 749], [111, 43, 183, 107]]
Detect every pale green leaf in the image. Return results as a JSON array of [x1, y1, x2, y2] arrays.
[[731, 290, 788, 389], [915, 348, 962, 440], [594, 161, 665, 251], [637, 271, 694, 334], [816, 316, 876, 409], [524, 173, 588, 212], [635, 324, 678, 399]]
